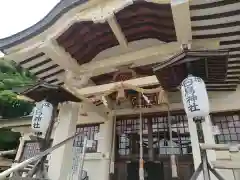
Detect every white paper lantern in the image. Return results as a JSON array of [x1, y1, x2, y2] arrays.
[[31, 100, 53, 133], [180, 75, 210, 118]]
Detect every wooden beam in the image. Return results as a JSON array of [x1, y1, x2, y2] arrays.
[[113, 104, 183, 116], [200, 143, 240, 151], [0, 150, 16, 156], [76, 76, 239, 97], [207, 84, 237, 87], [227, 74, 240, 78], [76, 65, 233, 96], [151, 0, 170, 3], [63, 70, 97, 90], [144, 0, 173, 4], [78, 75, 159, 96], [171, 0, 192, 44], [40, 42, 97, 88], [230, 151, 240, 179], [63, 84, 108, 119], [40, 40, 80, 73], [212, 160, 240, 169], [82, 42, 176, 75], [0, 119, 31, 128], [107, 15, 128, 48], [46, 0, 134, 39], [78, 39, 220, 76], [4, 40, 81, 76], [4, 42, 44, 62], [5, 38, 219, 79]]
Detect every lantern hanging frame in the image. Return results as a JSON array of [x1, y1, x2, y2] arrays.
[[180, 75, 226, 180], [187, 117, 226, 180], [27, 100, 58, 178]]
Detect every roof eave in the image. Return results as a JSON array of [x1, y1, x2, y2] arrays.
[[0, 0, 88, 51]]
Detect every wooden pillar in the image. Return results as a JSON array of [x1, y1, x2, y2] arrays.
[[48, 102, 79, 180], [229, 146, 240, 180], [147, 118, 154, 161], [9, 130, 32, 178]]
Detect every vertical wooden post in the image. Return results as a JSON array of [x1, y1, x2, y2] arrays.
[[229, 145, 240, 180], [147, 118, 154, 161], [139, 93, 144, 180]]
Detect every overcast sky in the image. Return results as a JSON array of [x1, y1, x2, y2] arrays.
[[0, 0, 60, 56], [0, 0, 60, 38]]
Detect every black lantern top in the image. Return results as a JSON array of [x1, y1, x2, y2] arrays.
[[153, 50, 229, 91], [19, 82, 81, 104]]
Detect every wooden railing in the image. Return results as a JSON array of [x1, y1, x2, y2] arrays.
[[0, 132, 85, 180]]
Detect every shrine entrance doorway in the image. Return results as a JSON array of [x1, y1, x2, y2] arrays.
[[126, 162, 163, 180], [114, 112, 194, 180]]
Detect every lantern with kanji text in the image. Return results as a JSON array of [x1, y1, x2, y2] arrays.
[[31, 100, 53, 133], [180, 75, 210, 118]]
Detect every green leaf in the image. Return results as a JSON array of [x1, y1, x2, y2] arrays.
[[0, 58, 36, 118], [0, 58, 36, 152]]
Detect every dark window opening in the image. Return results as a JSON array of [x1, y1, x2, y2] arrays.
[[73, 124, 100, 153], [19, 140, 53, 163], [211, 112, 240, 144], [116, 114, 191, 160], [20, 141, 41, 162]]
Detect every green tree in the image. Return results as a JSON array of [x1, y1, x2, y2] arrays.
[[0, 128, 21, 159], [0, 58, 36, 118], [0, 128, 20, 150], [0, 58, 36, 156]]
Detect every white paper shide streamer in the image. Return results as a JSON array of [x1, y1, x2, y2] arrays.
[[31, 100, 53, 133], [180, 75, 210, 118]]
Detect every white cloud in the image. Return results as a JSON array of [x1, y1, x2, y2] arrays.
[[0, 0, 60, 39]]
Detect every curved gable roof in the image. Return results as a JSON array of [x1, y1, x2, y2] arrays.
[[0, 0, 87, 51]]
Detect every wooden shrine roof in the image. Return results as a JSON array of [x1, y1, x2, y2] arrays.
[[0, 1, 240, 91], [56, 1, 176, 65], [20, 82, 81, 103], [153, 50, 230, 91]]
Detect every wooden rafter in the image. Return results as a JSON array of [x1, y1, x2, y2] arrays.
[[171, 0, 192, 44], [107, 15, 128, 49]]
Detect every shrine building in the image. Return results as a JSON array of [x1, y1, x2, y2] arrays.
[[0, 0, 240, 180]]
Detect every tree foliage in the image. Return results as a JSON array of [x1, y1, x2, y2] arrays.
[[0, 58, 36, 118], [0, 128, 20, 151], [0, 58, 36, 154], [0, 127, 21, 159]]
